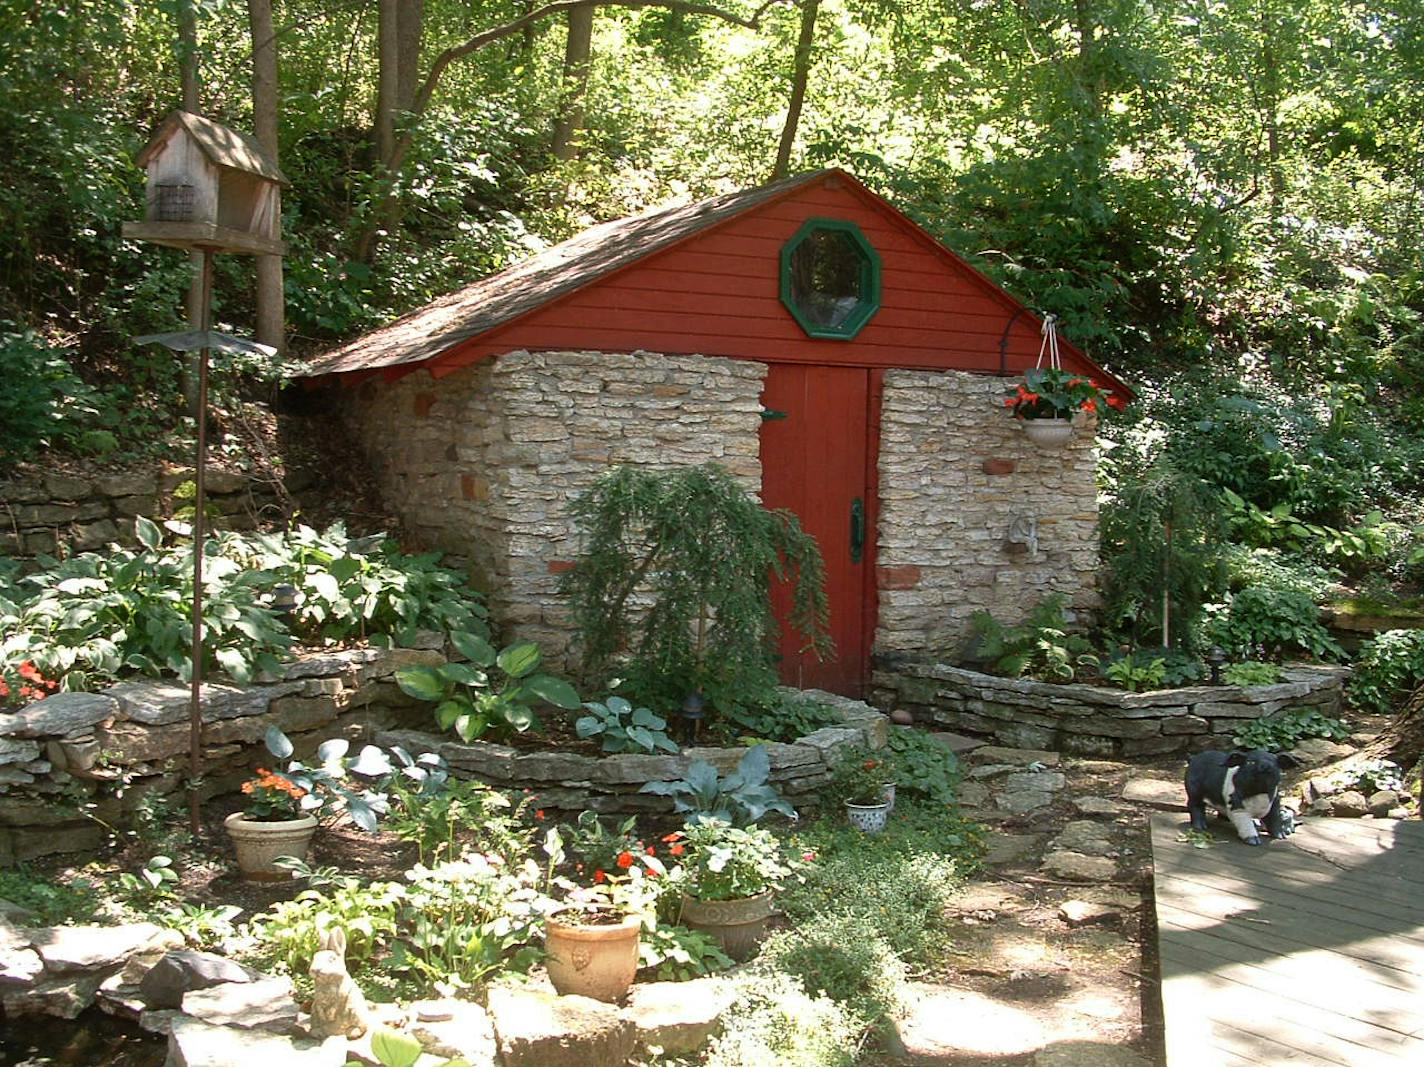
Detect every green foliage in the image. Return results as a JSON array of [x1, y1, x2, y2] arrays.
[[384, 777, 528, 867], [560, 463, 830, 719], [638, 924, 734, 982], [716, 692, 841, 744], [246, 878, 406, 976], [1221, 661, 1284, 687], [639, 744, 796, 826], [1232, 708, 1350, 751], [883, 729, 960, 805], [1205, 585, 1344, 662], [395, 632, 580, 742], [1005, 366, 1120, 420], [1319, 758, 1406, 797], [758, 912, 908, 1035], [557, 811, 650, 878], [354, 1026, 472, 1067], [1102, 652, 1167, 692], [702, 968, 859, 1067], [966, 595, 1098, 682], [827, 744, 892, 807], [676, 820, 791, 902], [1349, 630, 1424, 716], [575, 696, 678, 754], [0, 868, 99, 926], [0, 329, 105, 468]]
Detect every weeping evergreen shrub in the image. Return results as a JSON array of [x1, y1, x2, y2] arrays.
[[560, 463, 830, 716]]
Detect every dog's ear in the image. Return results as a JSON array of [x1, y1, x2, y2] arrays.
[[1225, 751, 1249, 767], [1275, 752, 1300, 769]]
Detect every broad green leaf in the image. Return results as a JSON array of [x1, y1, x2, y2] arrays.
[[575, 716, 601, 738], [450, 630, 496, 666], [264, 726, 294, 760], [329, 556, 362, 583], [523, 673, 580, 709], [504, 705, 535, 732], [317, 738, 350, 763], [134, 515, 162, 551], [496, 641, 541, 678], [434, 699, 466, 731], [395, 666, 446, 702], [439, 662, 487, 686], [370, 1027, 423, 1067], [215, 646, 251, 684], [307, 571, 341, 603]]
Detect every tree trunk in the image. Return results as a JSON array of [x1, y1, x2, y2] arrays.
[[1259, 7, 1284, 222], [376, 0, 399, 171], [771, 0, 818, 181], [249, 0, 285, 354], [1366, 683, 1424, 773], [552, 2, 595, 161]]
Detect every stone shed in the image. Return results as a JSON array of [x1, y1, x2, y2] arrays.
[[299, 169, 1131, 698]]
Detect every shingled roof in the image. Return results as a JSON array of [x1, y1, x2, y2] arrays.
[[301, 170, 831, 377], [137, 110, 289, 186]]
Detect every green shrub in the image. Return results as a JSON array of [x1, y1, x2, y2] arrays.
[[1102, 651, 1167, 692], [638, 924, 734, 982], [1349, 629, 1424, 715], [966, 594, 1098, 681], [1205, 585, 1343, 661], [1222, 660, 1284, 687], [718, 692, 841, 743], [0, 328, 100, 469], [703, 968, 859, 1067], [758, 912, 908, 1035], [0, 868, 99, 926], [1232, 708, 1350, 750], [884, 729, 961, 805]]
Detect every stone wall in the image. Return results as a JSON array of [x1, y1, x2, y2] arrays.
[[0, 467, 291, 564], [339, 350, 766, 660], [378, 689, 888, 816], [0, 646, 440, 863], [873, 660, 1348, 757], [875, 370, 1100, 656]]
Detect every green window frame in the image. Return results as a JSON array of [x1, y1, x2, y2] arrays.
[[779, 218, 882, 340]]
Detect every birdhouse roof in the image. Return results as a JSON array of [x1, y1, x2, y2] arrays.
[[137, 110, 288, 185]]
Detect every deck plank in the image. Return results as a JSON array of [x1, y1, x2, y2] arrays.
[[1151, 813, 1424, 1067]]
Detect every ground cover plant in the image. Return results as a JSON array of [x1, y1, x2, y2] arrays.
[[0, 521, 487, 696]]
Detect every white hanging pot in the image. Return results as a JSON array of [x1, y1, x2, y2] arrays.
[[1021, 418, 1075, 448]]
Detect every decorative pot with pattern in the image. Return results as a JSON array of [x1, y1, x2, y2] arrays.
[[1021, 418, 1075, 448], [844, 798, 892, 834], [543, 911, 642, 1002], [679, 890, 775, 962], [224, 812, 318, 882]]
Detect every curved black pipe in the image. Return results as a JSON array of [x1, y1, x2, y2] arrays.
[[997, 306, 1033, 377]]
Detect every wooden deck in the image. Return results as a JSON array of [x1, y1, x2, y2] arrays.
[[1150, 812, 1424, 1067]]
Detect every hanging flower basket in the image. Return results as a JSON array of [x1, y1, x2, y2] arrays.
[[1004, 315, 1124, 448]]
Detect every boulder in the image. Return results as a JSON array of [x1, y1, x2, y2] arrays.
[[407, 999, 498, 1064], [140, 950, 254, 1009], [2, 970, 105, 1019], [31, 922, 181, 973], [2, 692, 118, 738], [166, 1016, 346, 1067], [1332, 790, 1369, 818], [487, 985, 636, 1067], [1041, 851, 1117, 883], [182, 976, 300, 1033], [1368, 790, 1401, 818], [623, 977, 733, 1055]]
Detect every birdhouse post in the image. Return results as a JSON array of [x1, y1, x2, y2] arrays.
[[123, 110, 286, 837]]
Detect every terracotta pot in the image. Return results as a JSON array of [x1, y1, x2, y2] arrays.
[[844, 798, 892, 834], [1021, 418, 1075, 448], [680, 890, 774, 962], [224, 812, 318, 882], [544, 912, 642, 1002]]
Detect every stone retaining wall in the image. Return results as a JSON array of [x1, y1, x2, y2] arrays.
[[872, 660, 1348, 757], [377, 688, 888, 815], [0, 466, 293, 564], [0, 645, 441, 863]]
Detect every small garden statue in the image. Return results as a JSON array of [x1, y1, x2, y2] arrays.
[[308, 926, 370, 1040]]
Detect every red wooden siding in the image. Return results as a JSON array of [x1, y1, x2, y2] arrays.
[[426, 176, 1114, 389]]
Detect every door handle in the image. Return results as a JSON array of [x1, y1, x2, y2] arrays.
[[850, 497, 865, 563]]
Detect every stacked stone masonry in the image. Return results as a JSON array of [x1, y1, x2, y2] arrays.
[[872, 661, 1348, 757], [0, 644, 443, 863], [0, 467, 293, 565], [339, 350, 1100, 665], [377, 688, 889, 815]]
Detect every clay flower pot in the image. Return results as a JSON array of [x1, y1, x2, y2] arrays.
[[224, 812, 318, 882], [1021, 418, 1075, 448], [543, 911, 642, 1002], [679, 890, 775, 962]]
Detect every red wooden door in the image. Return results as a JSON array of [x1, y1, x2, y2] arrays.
[[759, 364, 877, 697]]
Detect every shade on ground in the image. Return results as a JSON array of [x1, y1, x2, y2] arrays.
[[1149, 812, 1424, 1066]]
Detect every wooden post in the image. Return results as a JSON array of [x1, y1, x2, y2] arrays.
[[188, 247, 215, 838]]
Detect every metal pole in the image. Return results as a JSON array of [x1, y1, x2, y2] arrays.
[[187, 247, 215, 839]]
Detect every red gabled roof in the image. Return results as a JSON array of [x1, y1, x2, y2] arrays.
[[301, 168, 1132, 399]]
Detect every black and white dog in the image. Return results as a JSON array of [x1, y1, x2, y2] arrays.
[[1184, 749, 1298, 845]]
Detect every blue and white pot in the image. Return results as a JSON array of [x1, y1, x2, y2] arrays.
[[845, 798, 892, 834]]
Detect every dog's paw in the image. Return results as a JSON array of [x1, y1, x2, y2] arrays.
[[1243, 835, 1263, 846], [1270, 828, 1290, 839]]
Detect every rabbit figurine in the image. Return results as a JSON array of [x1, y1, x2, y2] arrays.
[[308, 925, 370, 1040]]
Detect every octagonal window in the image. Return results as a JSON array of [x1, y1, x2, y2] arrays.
[[779, 218, 882, 339]]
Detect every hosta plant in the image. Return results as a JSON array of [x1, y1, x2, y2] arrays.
[[640, 744, 797, 826], [395, 632, 580, 741], [576, 696, 679, 754]]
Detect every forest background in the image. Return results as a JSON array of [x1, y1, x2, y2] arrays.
[[2, 0, 1423, 661]]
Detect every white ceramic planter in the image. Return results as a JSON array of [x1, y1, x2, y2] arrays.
[[1021, 418, 1075, 448], [844, 798, 892, 834], [224, 812, 318, 882]]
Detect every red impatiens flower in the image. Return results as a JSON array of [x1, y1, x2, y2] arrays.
[[535, 809, 546, 820], [1080, 397, 1097, 413], [661, 831, 683, 843], [616, 851, 635, 869], [1107, 393, 1128, 411], [669, 843, 685, 857], [594, 869, 606, 883]]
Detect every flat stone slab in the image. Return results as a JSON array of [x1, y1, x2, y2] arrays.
[[486, 985, 635, 1067], [1052, 820, 1116, 857], [624, 977, 733, 1054], [1120, 778, 1183, 811], [166, 1016, 345, 1067], [1, 692, 118, 738], [892, 985, 1047, 1059], [1034, 1042, 1152, 1067], [1059, 900, 1122, 927], [969, 745, 1062, 767], [31, 922, 180, 972], [927, 731, 985, 755], [1072, 796, 1129, 817], [982, 833, 1045, 866], [1041, 851, 1118, 883], [182, 976, 299, 1033], [407, 1000, 498, 1064]]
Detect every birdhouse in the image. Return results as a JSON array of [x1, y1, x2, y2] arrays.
[[122, 110, 287, 256]]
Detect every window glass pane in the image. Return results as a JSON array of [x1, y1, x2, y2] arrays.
[[789, 229, 864, 328]]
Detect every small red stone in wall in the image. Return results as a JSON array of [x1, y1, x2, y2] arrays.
[[414, 392, 437, 417], [878, 565, 921, 590], [982, 458, 1017, 476], [547, 560, 577, 574]]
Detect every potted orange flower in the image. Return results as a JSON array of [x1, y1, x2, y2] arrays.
[[225, 767, 318, 882], [1005, 367, 1124, 447]]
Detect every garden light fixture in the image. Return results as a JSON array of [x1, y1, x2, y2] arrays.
[[680, 691, 706, 746], [1207, 645, 1227, 685]]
